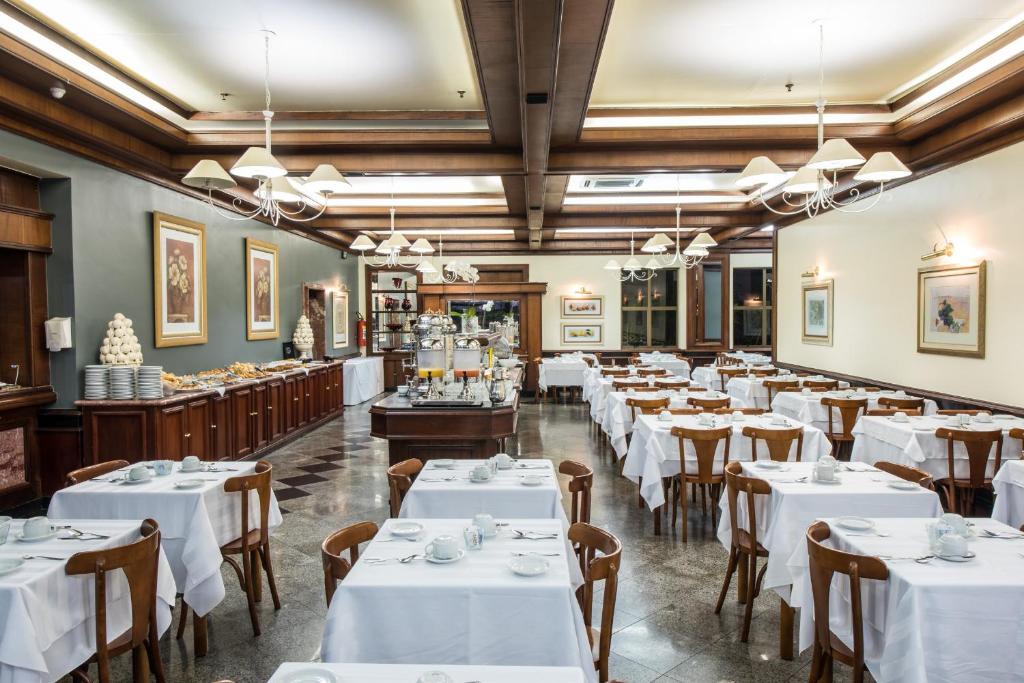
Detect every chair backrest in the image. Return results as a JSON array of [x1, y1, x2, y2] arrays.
[[386, 458, 423, 517], [559, 460, 594, 525], [685, 385, 708, 393], [671, 426, 731, 483], [804, 379, 839, 390], [714, 407, 765, 415], [874, 461, 934, 490], [935, 427, 1003, 488], [935, 409, 991, 416], [614, 382, 657, 392], [806, 521, 888, 680], [865, 408, 922, 417], [66, 519, 161, 683], [626, 396, 669, 423], [637, 367, 669, 377], [877, 396, 925, 411], [742, 425, 804, 462], [722, 461, 771, 552], [321, 521, 378, 606], [780, 386, 827, 393], [582, 356, 597, 367], [569, 522, 622, 683], [859, 386, 882, 392], [223, 461, 274, 548], [640, 406, 699, 416], [717, 367, 747, 389], [654, 378, 689, 389], [601, 368, 629, 377], [752, 368, 779, 377], [65, 460, 130, 486], [687, 395, 731, 410], [763, 380, 799, 406], [1010, 428, 1024, 457], [820, 397, 868, 440]]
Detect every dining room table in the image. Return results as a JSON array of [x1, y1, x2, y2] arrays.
[[399, 459, 568, 523], [321, 518, 596, 683], [637, 353, 691, 378], [691, 363, 778, 390], [269, 662, 588, 682], [850, 413, 1024, 481], [0, 518, 177, 683], [47, 460, 283, 636], [586, 374, 652, 425], [538, 357, 589, 394], [728, 374, 853, 410], [787, 516, 1024, 683], [772, 388, 936, 428], [343, 355, 385, 405], [993, 459, 1024, 528]]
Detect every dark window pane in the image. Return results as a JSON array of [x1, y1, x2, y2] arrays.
[[621, 280, 647, 308], [733, 309, 764, 346], [651, 310, 677, 347], [765, 309, 772, 347], [650, 270, 677, 307], [765, 268, 773, 305], [622, 310, 647, 347], [733, 268, 765, 307], [703, 264, 722, 342]]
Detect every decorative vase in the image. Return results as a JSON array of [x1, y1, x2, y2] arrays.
[[295, 343, 313, 359], [402, 296, 412, 311], [465, 315, 480, 334]]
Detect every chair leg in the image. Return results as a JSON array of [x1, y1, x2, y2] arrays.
[[680, 479, 689, 543], [131, 644, 150, 683], [741, 554, 756, 642], [714, 547, 738, 614], [710, 485, 719, 530], [146, 631, 167, 683], [700, 484, 708, 517], [241, 550, 262, 637], [780, 598, 795, 661], [259, 544, 282, 610], [250, 548, 263, 603], [671, 478, 679, 530], [176, 601, 189, 640]]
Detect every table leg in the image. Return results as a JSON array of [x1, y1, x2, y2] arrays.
[[736, 559, 748, 604], [654, 503, 662, 535], [194, 614, 209, 657], [780, 597, 795, 660]]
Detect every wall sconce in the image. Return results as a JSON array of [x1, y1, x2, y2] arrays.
[[573, 286, 592, 295], [921, 241, 954, 261], [801, 266, 820, 279]]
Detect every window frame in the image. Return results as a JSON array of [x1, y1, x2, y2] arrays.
[[732, 266, 773, 348], [621, 270, 679, 349]]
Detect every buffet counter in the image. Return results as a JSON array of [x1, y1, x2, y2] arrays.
[[75, 361, 344, 465]]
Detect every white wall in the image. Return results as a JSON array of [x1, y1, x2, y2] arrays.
[[777, 140, 1024, 407]]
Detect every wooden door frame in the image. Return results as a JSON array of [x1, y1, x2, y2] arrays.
[[686, 253, 731, 352]]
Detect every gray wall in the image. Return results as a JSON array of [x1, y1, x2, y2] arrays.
[[0, 128, 359, 408]]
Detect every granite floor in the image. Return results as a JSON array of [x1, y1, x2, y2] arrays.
[[90, 397, 857, 682]]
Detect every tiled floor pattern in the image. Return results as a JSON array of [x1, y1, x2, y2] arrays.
[[36, 399, 871, 682]]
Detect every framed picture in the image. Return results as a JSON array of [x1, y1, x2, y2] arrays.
[[561, 295, 604, 317], [246, 238, 280, 340], [153, 212, 207, 347], [917, 262, 986, 358], [332, 290, 349, 348], [801, 279, 833, 346], [561, 323, 603, 344]]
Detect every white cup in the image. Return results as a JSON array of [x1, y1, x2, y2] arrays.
[[153, 460, 173, 476], [946, 415, 961, 426], [470, 465, 492, 482], [658, 410, 673, 422], [127, 465, 151, 482], [975, 412, 993, 424], [815, 462, 835, 482], [801, 388, 812, 395], [698, 413, 714, 426], [182, 455, 202, 471], [893, 411, 908, 423], [0, 516, 11, 544], [493, 452, 515, 469], [473, 513, 497, 536], [397, 385, 409, 396], [856, 387, 866, 395], [938, 533, 968, 558], [771, 414, 788, 426], [22, 516, 54, 540], [941, 513, 968, 536], [425, 534, 460, 560], [731, 410, 745, 422]]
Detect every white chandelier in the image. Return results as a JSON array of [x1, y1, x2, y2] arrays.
[[413, 235, 479, 283], [350, 205, 435, 268], [182, 31, 351, 225], [604, 231, 662, 282], [736, 24, 911, 217], [639, 205, 717, 269]]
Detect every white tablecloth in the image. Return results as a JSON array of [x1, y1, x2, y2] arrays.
[[322, 518, 596, 683], [343, 355, 385, 405], [716, 461, 942, 594], [728, 376, 852, 410], [850, 414, 1024, 481], [787, 517, 1024, 683], [270, 662, 587, 682], [637, 354, 691, 379], [538, 359, 589, 392], [0, 519, 176, 683], [400, 459, 567, 523], [726, 352, 772, 364], [601, 389, 739, 459], [587, 376, 652, 425], [993, 459, 1024, 528], [773, 390, 936, 430], [623, 414, 832, 509], [48, 461, 282, 617]]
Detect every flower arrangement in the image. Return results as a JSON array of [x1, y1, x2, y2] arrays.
[[168, 248, 191, 304]]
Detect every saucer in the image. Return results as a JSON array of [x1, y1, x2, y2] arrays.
[[469, 476, 492, 484], [936, 551, 976, 563], [16, 529, 58, 543], [432, 459, 455, 469], [390, 522, 424, 538], [179, 465, 204, 473], [508, 554, 549, 577], [174, 479, 205, 490], [277, 667, 339, 683], [417, 672, 454, 683], [835, 516, 875, 531], [0, 558, 24, 576], [887, 481, 920, 491], [888, 417, 910, 424], [755, 460, 783, 469], [520, 476, 544, 486], [426, 549, 465, 564], [496, 462, 515, 470], [120, 478, 151, 485], [812, 475, 842, 485]]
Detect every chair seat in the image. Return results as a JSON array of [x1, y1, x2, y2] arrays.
[[829, 631, 856, 666], [220, 529, 265, 554], [734, 529, 769, 557]]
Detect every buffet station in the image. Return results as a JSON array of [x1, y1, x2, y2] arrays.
[[370, 312, 523, 465]]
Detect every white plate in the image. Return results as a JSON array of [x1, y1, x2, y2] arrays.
[[390, 522, 424, 538], [431, 459, 455, 469], [426, 549, 465, 564], [16, 530, 59, 543], [755, 460, 783, 469], [120, 478, 151, 485], [179, 466, 204, 473], [277, 668, 339, 683], [888, 481, 920, 491], [835, 516, 875, 531], [508, 554, 550, 577], [469, 476, 492, 484], [812, 476, 842, 485], [994, 415, 1016, 420], [936, 551, 976, 563], [0, 558, 24, 575], [174, 479, 205, 489]]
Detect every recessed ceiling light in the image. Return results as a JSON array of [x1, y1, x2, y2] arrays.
[[563, 194, 748, 206], [325, 197, 506, 208], [367, 229, 514, 236], [554, 227, 702, 236], [760, 225, 775, 232]]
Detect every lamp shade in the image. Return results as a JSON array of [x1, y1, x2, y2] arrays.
[[641, 232, 673, 253], [304, 164, 351, 194], [644, 257, 662, 270], [688, 232, 718, 249], [415, 260, 438, 273], [409, 238, 434, 254], [384, 231, 411, 249], [182, 160, 237, 190], [736, 156, 786, 189], [230, 146, 287, 179], [254, 176, 302, 203], [783, 166, 830, 194], [854, 152, 911, 182], [683, 245, 710, 257], [807, 138, 865, 171], [603, 259, 621, 270], [622, 257, 643, 271], [350, 234, 376, 251]]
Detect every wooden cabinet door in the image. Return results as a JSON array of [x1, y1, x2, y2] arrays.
[[157, 405, 186, 460], [253, 383, 269, 451], [332, 365, 344, 411], [295, 375, 309, 426], [185, 397, 211, 460], [231, 386, 254, 459], [210, 394, 231, 460], [314, 370, 328, 418], [267, 379, 284, 441]]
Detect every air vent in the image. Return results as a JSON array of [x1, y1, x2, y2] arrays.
[[525, 92, 548, 104], [581, 176, 645, 190]]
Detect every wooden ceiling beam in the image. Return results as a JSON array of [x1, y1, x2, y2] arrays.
[[170, 150, 522, 175], [189, 110, 488, 122], [186, 129, 493, 147]]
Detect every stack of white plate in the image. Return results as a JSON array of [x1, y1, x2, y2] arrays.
[[84, 365, 109, 400], [136, 366, 163, 399], [109, 365, 136, 400]]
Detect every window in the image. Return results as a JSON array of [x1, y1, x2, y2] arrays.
[[733, 267, 772, 347], [686, 254, 731, 350], [621, 270, 678, 348]]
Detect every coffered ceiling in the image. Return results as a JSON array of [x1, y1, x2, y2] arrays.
[[1, 0, 1024, 255]]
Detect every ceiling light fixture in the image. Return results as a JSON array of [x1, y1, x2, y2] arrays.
[[182, 31, 350, 225], [415, 234, 478, 283], [736, 24, 911, 217], [639, 201, 718, 270], [604, 231, 661, 282]]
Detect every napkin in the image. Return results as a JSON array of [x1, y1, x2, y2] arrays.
[[843, 461, 875, 472]]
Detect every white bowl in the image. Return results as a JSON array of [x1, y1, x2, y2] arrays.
[[390, 522, 424, 538]]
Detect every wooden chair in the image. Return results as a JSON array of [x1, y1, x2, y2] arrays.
[[387, 458, 423, 517], [877, 396, 925, 412], [1010, 428, 1024, 458], [820, 397, 868, 459], [804, 379, 839, 390], [626, 396, 669, 424], [687, 395, 731, 411], [716, 353, 740, 366], [874, 461, 934, 490], [743, 426, 804, 462], [935, 409, 991, 416], [640, 407, 699, 416], [559, 460, 593, 525], [717, 366, 747, 392], [601, 368, 629, 378], [780, 386, 827, 393], [716, 462, 770, 642], [65, 460, 129, 486], [569, 522, 622, 683], [763, 379, 799, 407], [805, 521, 889, 683], [321, 521, 378, 606], [935, 427, 1003, 515], [582, 356, 597, 368], [864, 408, 922, 417], [637, 367, 669, 377], [684, 385, 708, 393], [654, 378, 689, 389], [613, 381, 657, 392], [671, 426, 731, 542], [66, 519, 166, 683], [751, 367, 779, 377], [859, 386, 882, 392], [714, 407, 765, 416]]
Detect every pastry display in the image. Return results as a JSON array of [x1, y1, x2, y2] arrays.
[[292, 315, 314, 358], [99, 313, 143, 365]]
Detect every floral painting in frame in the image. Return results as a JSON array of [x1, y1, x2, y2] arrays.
[[246, 238, 280, 340], [153, 212, 207, 347], [333, 289, 349, 348], [917, 262, 986, 358], [561, 295, 604, 317], [562, 323, 603, 344], [801, 279, 833, 346]]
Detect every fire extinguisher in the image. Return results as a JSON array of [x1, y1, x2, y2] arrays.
[[356, 313, 368, 348]]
